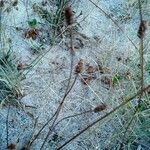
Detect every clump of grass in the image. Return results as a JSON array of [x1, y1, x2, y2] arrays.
[[0, 49, 23, 106], [32, 0, 72, 44], [107, 95, 150, 149]]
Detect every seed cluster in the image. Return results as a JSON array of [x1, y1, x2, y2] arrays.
[[64, 7, 73, 26]]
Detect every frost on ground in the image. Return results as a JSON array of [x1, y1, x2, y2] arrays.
[[0, 0, 150, 150]]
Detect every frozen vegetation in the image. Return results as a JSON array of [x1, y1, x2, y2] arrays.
[[0, 0, 150, 150]]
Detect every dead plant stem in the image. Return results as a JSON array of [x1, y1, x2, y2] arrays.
[[57, 85, 150, 150]]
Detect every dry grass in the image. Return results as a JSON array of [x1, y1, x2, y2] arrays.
[[0, 0, 150, 150]]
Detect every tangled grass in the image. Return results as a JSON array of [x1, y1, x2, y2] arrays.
[[0, 0, 150, 150]]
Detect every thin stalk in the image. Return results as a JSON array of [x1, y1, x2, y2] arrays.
[[121, 0, 146, 144], [39, 74, 77, 150], [54, 109, 93, 129], [57, 85, 150, 150], [27, 75, 77, 148], [6, 104, 10, 148], [88, 0, 138, 51], [118, 0, 145, 145], [138, 0, 144, 103], [39, 7, 75, 149], [29, 11, 76, 147]]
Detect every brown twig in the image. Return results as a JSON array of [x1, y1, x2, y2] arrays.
[[53, 110, 93, 128], [40, 7, 76, 150], [57, 85, 150, 150], [6, 104, 10, 148], [39, 74, 78, 150], [121, 0, 147, 144], [137, 0, 147, 103], [28, 7, 77, 149], [27, 75, 78, 148], [54, 104, 107, 129]]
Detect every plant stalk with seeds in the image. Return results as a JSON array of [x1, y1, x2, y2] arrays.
[[57, 85, 150, 149]]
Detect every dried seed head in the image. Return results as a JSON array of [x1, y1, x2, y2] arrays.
[[64, 7, 73, 25], [138, 20, 147, 39], [87, 65, 94, 74], [75, 59, 84, 73], [25, 29, 39, 40], [94, 104, 106, 113]]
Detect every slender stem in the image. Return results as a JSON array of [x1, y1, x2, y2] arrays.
[[88, 0, 138, 51], [122, 0, 145, 143], [40, 75, 77, 150], [138, 0, 144, 103], [57, 85, 150, 150], [27, 75, 77, 148], [40, 9, 76, 148], [32, 18, 76, 149], [6, 105, 10, 148], [54, 109, 93, 129]]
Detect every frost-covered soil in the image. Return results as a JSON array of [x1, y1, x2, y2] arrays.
[[0, 0, 150, 150]]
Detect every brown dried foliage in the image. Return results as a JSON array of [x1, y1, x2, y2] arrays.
[[25, 29, 39, 40], [75, 59, 84, 73], [64, 7, 73, 25], [87, 65, 94, 74], [137, 20, 147, 39], [93, 104, 107, 113]]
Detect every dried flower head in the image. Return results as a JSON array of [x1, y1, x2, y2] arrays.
[[64, 7, 73, 25], [87, 65, 94, 74], [138, 20, 147, 39], [25, 29, 39, 40], [94, 104, 107, 113], [75, 59, 84, 73]]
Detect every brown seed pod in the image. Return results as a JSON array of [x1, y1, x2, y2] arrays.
[[64, 7, 73, 25], [25, 29, 39, 40], [87, 65, 94, 74], [94, 104, 107, 113], [75, 59, 84, 73], [137, 20, 147, 39]]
